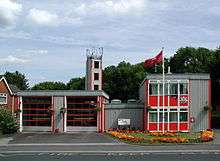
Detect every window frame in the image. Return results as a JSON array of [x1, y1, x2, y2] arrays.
[[94, 85, 99, 90], [0, 93, 7, 104], [94, 73, 99, 80], [94, 61, 99, 69]]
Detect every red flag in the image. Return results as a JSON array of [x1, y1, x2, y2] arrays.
[[144, 50, 163, 68]]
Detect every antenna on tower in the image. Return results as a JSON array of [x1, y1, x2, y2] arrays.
[[86, 47, 103, 59]]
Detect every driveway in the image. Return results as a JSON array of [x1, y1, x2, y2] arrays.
[[8, 132, 120, 144]]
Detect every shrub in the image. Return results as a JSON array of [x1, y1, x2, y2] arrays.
[[0, 108, 18, 134]]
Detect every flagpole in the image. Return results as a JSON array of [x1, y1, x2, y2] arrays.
[[162, 47, 165, 133]]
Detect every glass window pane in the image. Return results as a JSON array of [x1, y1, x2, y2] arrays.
[[169, 112, 178, 122], [149, 84, 158, 95], [180, 112, 188, 122], [149, 113, 157, 122], [159, 83, 168, 95], [0, 97, 6, 103], [169, 83, 178, 95], [180, 83, 188, 94], [159, 112, 168, 122]]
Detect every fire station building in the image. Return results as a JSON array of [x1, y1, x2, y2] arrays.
[[0, 49, 212, 133]]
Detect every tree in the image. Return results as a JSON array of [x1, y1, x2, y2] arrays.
[[103, 61, 146, 101], [169, 47, 214, 73], [66, 77, 85, 90], [4, 71, 29, 90], [32, 81, 67, 90]]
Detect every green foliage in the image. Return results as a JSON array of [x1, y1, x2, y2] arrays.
[[66, 77, 85, 90], [103, 61, 146, 101], [32, 81, 67, 90], [169, 47, 214, 73], [0, 108, 18, 134], [4, 71, 29, 90]]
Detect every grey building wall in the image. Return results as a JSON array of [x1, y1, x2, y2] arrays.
[[105, 103, 144, 130], [53, 96, 64, 132], [139, 81, 146, 104], [190, 79, 209, 131]]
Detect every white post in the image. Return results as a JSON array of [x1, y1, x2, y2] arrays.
[[64, 96, 67, 132], [19, 97, 23, 132], [162, 48, 165, 133]]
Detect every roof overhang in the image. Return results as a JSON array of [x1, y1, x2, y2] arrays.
[[17, 90, 109, 99]]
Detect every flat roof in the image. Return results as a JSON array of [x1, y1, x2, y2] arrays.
[[17, 90, 109, 99], [140, 73, 210, 87]]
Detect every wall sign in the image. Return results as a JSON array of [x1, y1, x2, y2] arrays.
[[118, 119, 130, 125]]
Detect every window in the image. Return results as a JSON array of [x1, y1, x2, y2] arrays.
[[180, 83, 188, 94], [94, 61, 99, 68], [180, 112, 188, 122], [94, 85, 99, 90], [94, 73, 99, 80], [159, 111, 168, 122], [169, 83, 178, 95], [149, 109, 157, 122], [0, 93, 7, 104], [149, 84, 158, 95], [169, 112, 178, 122], [149, 113, 158, 122], [159, 83, 168, 95]]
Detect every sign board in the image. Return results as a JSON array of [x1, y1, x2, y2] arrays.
[[118, 119, 130, 126]]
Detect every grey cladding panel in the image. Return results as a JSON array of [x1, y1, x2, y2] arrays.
[[190, 80, 209, 132]]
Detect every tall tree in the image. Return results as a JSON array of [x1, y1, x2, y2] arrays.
[[103, 61, 146, 101], [4, 71, 29, 90], [66, 77, 85, 90], [32, 81, 67, 90], [169, 47, 214, 73]]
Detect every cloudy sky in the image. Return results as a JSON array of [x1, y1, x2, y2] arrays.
[[0, 0, 219, 86]]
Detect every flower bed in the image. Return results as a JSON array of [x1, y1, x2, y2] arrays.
[[199, 129, 214, 142], [107, 129, 214, 144]]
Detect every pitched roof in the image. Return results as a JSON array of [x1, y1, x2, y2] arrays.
[[8, 84, 20, 93], [0, 77, 13, 95]]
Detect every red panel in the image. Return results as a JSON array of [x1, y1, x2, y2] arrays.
[[23, 114, 49, 116], [67, 114, 96, 117], [179, 123, 188, 131], [148, 123, 157, 131], [159, 123, 168, 131], [67, 120, 96, 122], [169, 123, 178, 131], [180, 95, 189, 106], [67, 108, 96, 111], [159, 96, 169, 106], [169, 96, 178, 106], [149, 96, 158, 106], [23, 120, 49, 122]]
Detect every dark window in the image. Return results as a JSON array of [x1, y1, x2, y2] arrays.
[[149, 112, 157, 122], [169, 83, 178, 95], [169, 112, 178, 122], [149, 84, 158, 95], [94, 85, 99, 90], [94, 61, 99, 68], [180, 112, 188, 122], [159, 83, 168, 95], [180, 83, 188, 94], [94, 73, 99, 80]]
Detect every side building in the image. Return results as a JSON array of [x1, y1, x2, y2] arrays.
[[17, 90, 108, 133], [139, 73, 211, 132]]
